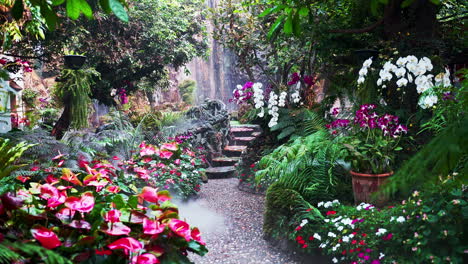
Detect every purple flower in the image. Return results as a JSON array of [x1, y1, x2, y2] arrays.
[[442, 92, 455, 101], [364, 255, 370, 260], [331, 108, 340, 116], [358, 252, 365, 258], [243, 82, 254, 90], [287, 72, 301, 86], [304, 75, 316, 86], [371, 261, 381, 264]]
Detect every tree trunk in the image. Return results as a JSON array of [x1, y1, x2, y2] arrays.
[[51, 96, 71, 139]]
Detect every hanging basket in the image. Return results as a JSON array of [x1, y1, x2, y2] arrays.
[[64, 55, 87, 70]]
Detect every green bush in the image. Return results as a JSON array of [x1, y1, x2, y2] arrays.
[[178, 79, 196, 105]]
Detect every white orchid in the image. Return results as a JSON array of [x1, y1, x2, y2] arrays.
[[396, 78, 408, 87]]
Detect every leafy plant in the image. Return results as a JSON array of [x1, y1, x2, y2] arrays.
[[0, 137, 33, 180], [53, 68, 101, 130], [270, 108, 325, 141], [178, 80, 196, 105]]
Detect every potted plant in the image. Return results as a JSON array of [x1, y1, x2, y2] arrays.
[[63, 50, 87, 70], [326, 104, 408, 205]]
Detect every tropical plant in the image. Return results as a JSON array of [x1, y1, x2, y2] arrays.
[[0, 137, 33, 180], [292, 178, 467, 263], [256, 130, 350, 204], [327, 104, 408, 174], [0, 158, 208, 264], [178, 80, 196, 105], [52, 68, 100, 137]]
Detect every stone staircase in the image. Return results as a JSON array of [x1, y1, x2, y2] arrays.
[[205, 124, 261, 179]]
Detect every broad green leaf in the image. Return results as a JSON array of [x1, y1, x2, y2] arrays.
[[298, 6, 309, 16], [99, 0, 112, 13], [292, 11, 301, 36], [78, 0, 93, 18], [41, 4, 58, 30], [109, 0, 129, 22], [187, 241, 208, 255], [258, 4, 286, 18], [112, 194, 126, 209], [394, 147, 403, 151], [66, 0, 81, 19], [52, 0, 65, 6], [12, 0, 24, 20], [401, 0, 414, 8], [267, 15, 285, 39], [283, 13, 293, 34]]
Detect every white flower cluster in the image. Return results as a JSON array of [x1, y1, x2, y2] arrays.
[[357, 58, 373, 84], [278, 91, 287, 107], [291, 90, 301, 103], [317, 200, 340, 208], [267, 91, 279, 127], [252, 83, 265, 118], [358, 55, 452, 109]]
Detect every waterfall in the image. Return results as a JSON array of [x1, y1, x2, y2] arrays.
[[176, 0, 245, 110]]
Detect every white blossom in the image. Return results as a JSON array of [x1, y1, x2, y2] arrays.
[[328, 232, 336, 237], [359, 68, 368, 76], [376, 228, 387, 236], [396, 216, 406, 223], [418, 95, 438, 109], [396, 78, 408, 87], [363, 58, 373, 67], [317, 202, 324, 207], [376, 78, 383, 86], [332, 257, 338, 263], [313, 233, 321, 241], [342, 236, 350, 243]]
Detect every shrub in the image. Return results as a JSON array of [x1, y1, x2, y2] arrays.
[[292, 178, 466, 263], [178, 80, 196, 105]]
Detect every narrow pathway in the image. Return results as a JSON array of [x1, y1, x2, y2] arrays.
[[184, 178, 302, 264]]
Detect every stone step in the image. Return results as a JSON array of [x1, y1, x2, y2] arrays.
[[230, 127, 255, 137], [252, 131, 262, 137], [231, 136, 256, 146], [212, 156, 240, 167], [231, 124, 261, 132], [223, 145, 247, 157], [205, 166, 236, 179]]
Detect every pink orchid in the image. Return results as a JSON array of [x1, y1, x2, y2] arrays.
[[107, 237, 143, 255], [65, 192, 95, 213], [143, 218, 165, 235], [168, 219, 192, 241], [31, 226, 61, 249]]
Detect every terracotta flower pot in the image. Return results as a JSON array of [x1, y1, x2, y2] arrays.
[[350, 170, 393, 206]]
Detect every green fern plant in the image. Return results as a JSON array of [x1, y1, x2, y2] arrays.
[[270, 108, 325, 141], [0, 138, 34, 180], [0, 240, 72, 264]]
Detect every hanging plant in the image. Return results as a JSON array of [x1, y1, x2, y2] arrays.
[[53, 68, 100, 133]]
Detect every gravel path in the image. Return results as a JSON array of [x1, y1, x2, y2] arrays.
[[181, 178, 302, 264]]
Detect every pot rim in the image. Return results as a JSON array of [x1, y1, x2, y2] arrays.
[[350, 170, 393, 177]]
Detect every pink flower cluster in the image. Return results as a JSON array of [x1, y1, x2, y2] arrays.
[[230, 82, 254, 104], [327, 104, 408, 138]]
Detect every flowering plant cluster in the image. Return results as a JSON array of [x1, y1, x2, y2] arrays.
[[327, 104, 407, 174], [292, 178, 466, 263], [120, 140, 206, 199], [231, 81, 303, 127], [0, 156, 207, 263], [357, 55, 452, 109]]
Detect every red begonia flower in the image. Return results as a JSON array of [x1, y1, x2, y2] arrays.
[[95, 248, 113, 255], [31, 226, 61, 249]]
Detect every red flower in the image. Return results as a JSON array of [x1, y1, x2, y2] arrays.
[[47, 191, 67, 208], [308, 236, 314, 241], [39, 184, 59, 200], [131, 253, 160, 264], [104, 209, 121, 223], [55, 208, 75, 222], [107, 186, 121, 193], [161, 142, 178, 151], [143, 218, 165, 235], [159, 150, 173, 159], [382, 233, 393, 240], [107, 237, 143, 255], [31, 226, 61, 249], [61, 169, 82, 186], [191, 227, 205, 245], [104, 222, 131, 236], [250, 164, 255, 168], [326, 211, 337, 215], [68, 220, 91, 230], [139, 187, 170, 204], [17, 175, 30, 183], [57, 160, 65, 167], [295, 226, 302, 231], [30, 166, 40, 171], [112, 156, 120, 160], [168, 219, 192, 241], [95, 248, 112, 256], [342, 250, 347, 255], [65, 192, 95, 213]]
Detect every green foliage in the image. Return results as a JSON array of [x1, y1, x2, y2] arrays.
[[0, 240, 72, 264], [270, 108, 325, 141], [54, 68, 100, 129], [21, 88, 39, 108], [178, 79, 197, 105], [256, 130, 351, 204], [263, 182, 317, 239], [0, 137, 33, 180]]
